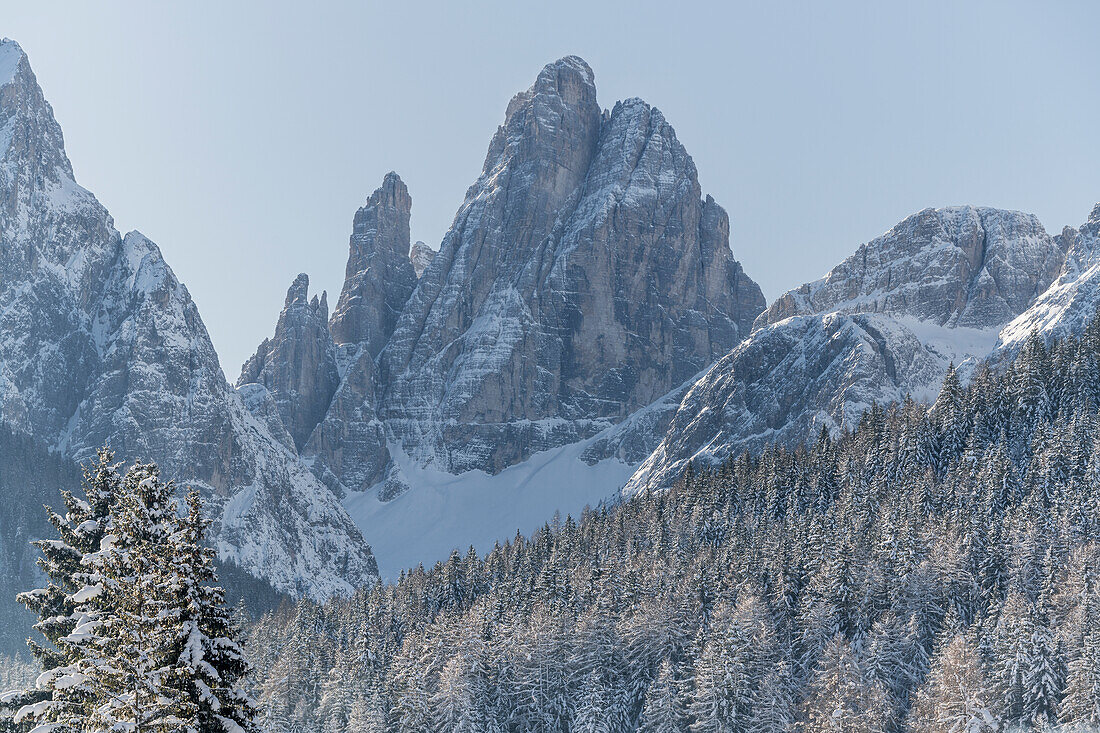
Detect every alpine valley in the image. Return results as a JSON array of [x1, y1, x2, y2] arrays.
[[2, 35, 1099, 695]]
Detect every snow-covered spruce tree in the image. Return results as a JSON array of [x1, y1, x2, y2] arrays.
[[78, 461, 194, 731], [9, 459, 257, 733], [573, 670, 613, 733], [166, 490, 259, 733], [2, 448, 119, 732], [801, 637, 890, 733], [1060, 562, 1100, 728], [638, 658, 688, 733]]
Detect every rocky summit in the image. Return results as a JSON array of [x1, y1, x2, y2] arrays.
[[377, 57, 765, 484]]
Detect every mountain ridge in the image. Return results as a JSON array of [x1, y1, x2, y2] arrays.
[[0, 39, 377, 599]]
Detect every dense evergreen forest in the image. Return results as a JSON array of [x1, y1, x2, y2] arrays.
[[246, 324, 1100, 732]]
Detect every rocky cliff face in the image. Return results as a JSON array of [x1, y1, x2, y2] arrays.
[[377, 57, 765, 480], [626, 205, 1068, 494], [0, 39, 377, 598]]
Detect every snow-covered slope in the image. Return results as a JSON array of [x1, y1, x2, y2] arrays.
[[0, 39, 376, 599], [343, 438, 634, 579], [626, 206, 1067, 494], [997, 203, 1100, 350]]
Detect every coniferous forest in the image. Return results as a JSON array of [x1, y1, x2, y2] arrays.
[[239, 323, 1100, 732], [7, 325, 1100, 733]]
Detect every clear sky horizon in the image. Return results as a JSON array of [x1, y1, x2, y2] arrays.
[[4, 1, 1098, 377]]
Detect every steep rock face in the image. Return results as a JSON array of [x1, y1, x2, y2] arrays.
[[627, 206, 1066, 493], [0, 39, 376, 598], [329, 172, 418, 356], [237, 274, 339, 451], [410, 241, 435, 278], [378, 57, 765, 478], [303, 345, 390, 496], [997, 203, 1100, 349]]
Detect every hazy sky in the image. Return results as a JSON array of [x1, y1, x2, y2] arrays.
[[4, 1, 1098, 376]]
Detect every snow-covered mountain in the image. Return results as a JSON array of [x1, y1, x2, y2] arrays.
[[0, 39, 376, 599], [625, 205, 1068, 493], [996, 203, 1100, 351], [7, 33, 1098, 588], [240, 56, 766, 504]]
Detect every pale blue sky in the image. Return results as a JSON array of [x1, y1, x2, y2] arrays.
[[4, 1, 1098, 376]]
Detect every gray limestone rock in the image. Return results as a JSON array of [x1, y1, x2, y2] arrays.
[[378, 57, 765, 479], [237, 274, 340, 451], [759, 206, 1064, 330], [410, 241, 435, 278], [329, 172, 418, 357], [996, 203, 1100, 350], [627, 206, 1067, 494]]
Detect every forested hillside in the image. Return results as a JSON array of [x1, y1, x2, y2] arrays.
[[247, 322, 1100, 732], [0, 427, 79, 658]]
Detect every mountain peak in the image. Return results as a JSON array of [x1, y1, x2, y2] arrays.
[[329, 173, 417, 351], [503, 55, 600, 127], [759, 205, 1061, 330], [0, 36, 75, 188], [285, 273, 310, 306], [539, 55, 594, 86]]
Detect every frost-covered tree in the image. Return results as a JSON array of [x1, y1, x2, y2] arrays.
[[801, 637, 890, 733], [165, 490, 259, 733], [908, 635, 996, 733], [4, 448, 119, 732], [6, 458, 257, 733], [638, 658, 688, 733], [1060, 570, 1100, 728], [573, 670, 613, 733]]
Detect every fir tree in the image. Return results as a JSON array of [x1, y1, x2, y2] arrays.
[[5, 448, 119, 733], [8, 458, 257, 733]]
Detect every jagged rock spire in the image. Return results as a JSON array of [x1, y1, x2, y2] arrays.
[[237, 273, 339, 451], [329, 172, 418, 356]]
